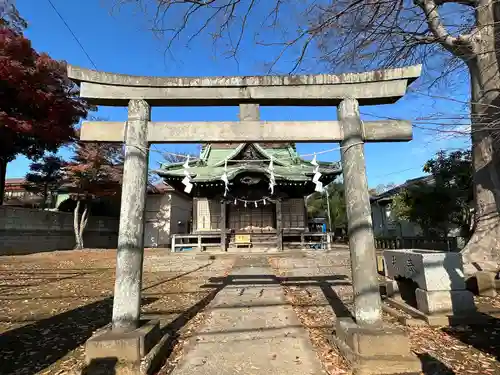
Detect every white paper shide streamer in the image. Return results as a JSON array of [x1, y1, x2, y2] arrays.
[[182, 155, 193, 194], [311, 154, 323, 192], [268, 156, 276, 195], [221, 158, 229, 196]]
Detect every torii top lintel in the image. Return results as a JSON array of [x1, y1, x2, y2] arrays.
[[67, 64, 422, 107]]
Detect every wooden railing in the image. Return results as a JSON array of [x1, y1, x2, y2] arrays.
[[374, 236, 459, 252], [282, 232, 334, 250], [171, 233, 222, 252]]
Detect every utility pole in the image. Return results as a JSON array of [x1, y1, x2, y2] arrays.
[[325, 186, 332, 231]]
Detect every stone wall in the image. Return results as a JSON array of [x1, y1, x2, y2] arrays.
[[0, 206, 119, 255]]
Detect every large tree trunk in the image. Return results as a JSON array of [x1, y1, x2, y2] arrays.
[[0, 157, 7, 205], [460, 1, 500, 273]]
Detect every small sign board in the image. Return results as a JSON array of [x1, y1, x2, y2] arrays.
[[235, 234, 251, 244]]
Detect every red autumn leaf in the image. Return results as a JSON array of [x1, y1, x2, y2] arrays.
[[0, 26, 91, 201]]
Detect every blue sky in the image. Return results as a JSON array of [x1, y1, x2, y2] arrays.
[[7, 0, 470, 187]]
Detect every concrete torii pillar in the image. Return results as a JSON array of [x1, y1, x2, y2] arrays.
[[333, 98, 421, 374], [112, 99, 150, 332], [339, 97, 382, 326]]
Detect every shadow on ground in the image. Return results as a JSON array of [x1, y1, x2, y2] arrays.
[[0, 297, 156, 375], [0, 269, 99, 295], [319, 282, 353, 319], [418, 353, 455, 375], [148, 270, 233, 372], [203, 274, 350, 288], [0, 262, 215, 375], [121, 272, 350, 373], [81, 358, 118, 375], [443, 313, 500, 361]]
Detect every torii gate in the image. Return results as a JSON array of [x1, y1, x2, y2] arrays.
[[69, 65, 422, 374]]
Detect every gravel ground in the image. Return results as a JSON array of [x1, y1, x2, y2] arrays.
[[1, 248, 499, 375], [0, 249, 234, 375], [270, 251, 352, 375], [270, 251, 500, 375]]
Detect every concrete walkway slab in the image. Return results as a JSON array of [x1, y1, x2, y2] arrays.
[[170, 258, 326, 375]]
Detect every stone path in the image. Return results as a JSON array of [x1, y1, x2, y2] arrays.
[[170, 255, 326, 375]]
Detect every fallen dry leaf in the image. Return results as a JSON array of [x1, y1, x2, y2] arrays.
[[0, 249, 234, 375]]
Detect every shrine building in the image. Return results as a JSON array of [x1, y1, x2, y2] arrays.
[[156, 142, 342, 250]]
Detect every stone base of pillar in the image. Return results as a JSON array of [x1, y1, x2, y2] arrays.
[[82, 320, 167, 375], [415, 288, 476, 316], [330, 318, 421, 375], [466, 271, 498, 297], [384, 291, 488, 327]]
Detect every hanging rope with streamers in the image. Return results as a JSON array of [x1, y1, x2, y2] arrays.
[[182, 155, 193, 194], [268, 156, 276, 195], [221, 158, 229, 196], [311, 153, 324, 192], [228, 195, 274, 206]]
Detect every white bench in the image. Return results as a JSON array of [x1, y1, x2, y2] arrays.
[[171, 234, 222, 252]]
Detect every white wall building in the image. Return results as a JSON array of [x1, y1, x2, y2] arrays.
[[144, 184, 192, 248], [370, 176, 432, 238], [371, 199, 422, 238]]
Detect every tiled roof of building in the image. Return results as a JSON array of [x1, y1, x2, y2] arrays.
[[156, 143, 341, 182], [370, 175, 434, 203], [148, 181, 175, 194], [5, 178, 26, 185], [5, 178, 27, 192]]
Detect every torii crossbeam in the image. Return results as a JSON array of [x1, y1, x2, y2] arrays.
[[79, 120, 412, 143]]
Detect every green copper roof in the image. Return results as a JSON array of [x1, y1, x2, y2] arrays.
[[157, 163, 340, 182], [199, 143, 300, 167], [156, 143, 341, 182]]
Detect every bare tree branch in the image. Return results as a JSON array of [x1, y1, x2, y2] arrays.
[[414, 0, 475, 55], [108, 0, 500, 266]]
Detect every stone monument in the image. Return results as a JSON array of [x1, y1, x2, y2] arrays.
[[383, 249, 476, 316]]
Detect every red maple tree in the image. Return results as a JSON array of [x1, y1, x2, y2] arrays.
[[0, 26, 90, 203]]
